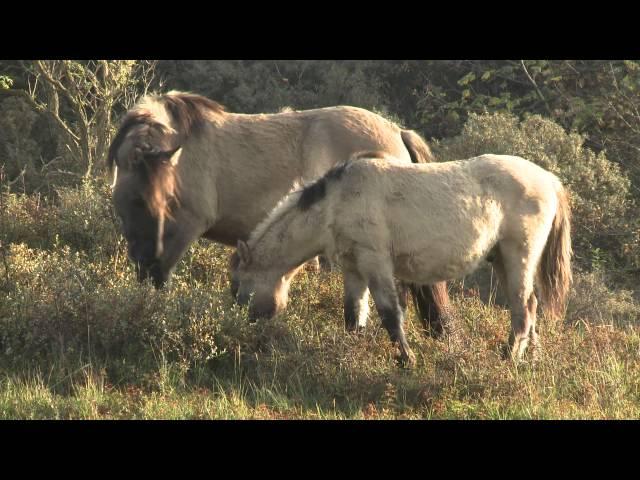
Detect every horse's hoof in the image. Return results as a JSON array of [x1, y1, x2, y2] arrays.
[[500, 344, 527, 363], [530, 351, 541, 363], [500, 343, 514, 361], [345, 324, 366, 335], [396, 350, 416, 369]]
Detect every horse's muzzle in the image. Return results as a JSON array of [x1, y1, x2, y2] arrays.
[[136, 261, 167, 289], [247, 303, 276, 323]]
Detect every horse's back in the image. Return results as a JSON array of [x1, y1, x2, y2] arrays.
[[467, 154, 561, 193], [327, 155, 562, 283], [296, 106, 411, 180], [468, 155, 562, 220]]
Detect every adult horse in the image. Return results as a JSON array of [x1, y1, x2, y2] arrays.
[[107, 91, 453, 334], [234, 153, 572, 365]]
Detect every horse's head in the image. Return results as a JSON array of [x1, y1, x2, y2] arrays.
[[110, 136, 181, 289], [108, 102, 184, 289], [233, 240, 295, 321], [108, 92, 225, 288]]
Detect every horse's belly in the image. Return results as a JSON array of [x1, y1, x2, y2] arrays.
[[394, 233, 497, 284]]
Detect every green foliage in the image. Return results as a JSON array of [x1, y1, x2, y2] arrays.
[[407, 60, 640, 191], [157, 60, 389, 113], [566, 271, 640, 327], [0, 243, 229, 376], [434, 112, 640, 272], [0, 97, 43, 191], [0, 60, 157, 184], [0, 181, 120, 256], [0, 75, 13, 89]]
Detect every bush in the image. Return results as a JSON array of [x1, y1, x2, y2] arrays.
[[0, 97, 74, 195], [1, 180, 120, 257], [566, 271, 640, 328], [434, 112, 640, 273], [0, 243, 232, 377], [0, 97, 42, 193]]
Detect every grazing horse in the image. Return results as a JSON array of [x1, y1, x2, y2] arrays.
[[107, 91, 452, 333], [234, 153, 572, 365]]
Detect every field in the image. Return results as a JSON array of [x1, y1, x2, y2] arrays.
[[2, 184, 639, 419], [2, 59, 640, 419]]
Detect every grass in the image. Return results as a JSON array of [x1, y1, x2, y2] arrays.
[[1, 186, 640, 419]]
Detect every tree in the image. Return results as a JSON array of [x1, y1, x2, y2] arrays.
[[0, 60, 158, 180]]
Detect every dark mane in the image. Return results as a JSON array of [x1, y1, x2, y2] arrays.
[[107, 91, 226, 220], [297, 163, 349, 211], [297, 151, 387, 211], [107, 111, 164, 171], [107, 91, 226, 172], [351, 150, 388, 161], [160, 92, 226, 138]]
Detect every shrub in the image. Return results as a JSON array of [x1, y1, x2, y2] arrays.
[[1, 180, 121, 257], [0, 243, 232, 377]]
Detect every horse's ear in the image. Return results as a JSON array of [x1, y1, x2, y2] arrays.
[[237, 240, 252, 265]]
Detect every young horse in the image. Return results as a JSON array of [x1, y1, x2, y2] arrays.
[[234, 153, 572, 365], [107, 91, 452, 334]]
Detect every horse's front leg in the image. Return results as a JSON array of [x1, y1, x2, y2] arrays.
[[156, 216, 204, 288], [342, 266, 370, 332], [368, 273, 416, 367]]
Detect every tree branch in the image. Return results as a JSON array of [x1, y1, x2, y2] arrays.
[[520, 60, 553, 117], [0, 88, 81, 143]]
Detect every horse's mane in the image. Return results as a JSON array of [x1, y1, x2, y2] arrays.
[[297, 151, 388, 211], [248, 187, 304, 248], [107, 91, 225, 172], [107, 91, 226, 219]]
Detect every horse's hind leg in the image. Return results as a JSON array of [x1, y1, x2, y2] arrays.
[[498, 240, 541, 361], [342, 266, 370, 331], [306, 256, 333, 273]]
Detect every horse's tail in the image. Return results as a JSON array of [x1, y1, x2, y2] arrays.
[[537, 185, 573, 320], [401, 129, 436, 164], [399, 129, 453, 336]]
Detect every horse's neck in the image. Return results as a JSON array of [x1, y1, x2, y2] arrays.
[[254, 204, 327, 275]]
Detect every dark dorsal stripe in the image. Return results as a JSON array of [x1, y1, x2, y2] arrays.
[[297, 163, 349, 211]]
